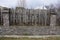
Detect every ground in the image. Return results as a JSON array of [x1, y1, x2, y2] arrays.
[[0, 37, 60, 40]]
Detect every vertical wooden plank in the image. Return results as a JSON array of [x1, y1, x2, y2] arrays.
[[3, 13, 9, 27]]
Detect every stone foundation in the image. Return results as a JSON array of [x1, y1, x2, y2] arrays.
[[0, 26, 60, 35]]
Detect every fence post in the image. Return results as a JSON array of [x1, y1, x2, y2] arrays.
[[2, 8, 9, 27]]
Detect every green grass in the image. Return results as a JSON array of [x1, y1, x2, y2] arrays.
[[0, 37, 60, 40]]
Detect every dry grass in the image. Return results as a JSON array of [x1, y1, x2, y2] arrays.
[[0, 37, 60, 40]]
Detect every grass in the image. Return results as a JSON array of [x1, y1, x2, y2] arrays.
[[0, 37, 60, 40]]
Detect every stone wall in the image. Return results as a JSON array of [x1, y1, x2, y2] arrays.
[[0, 26, 60, 35]]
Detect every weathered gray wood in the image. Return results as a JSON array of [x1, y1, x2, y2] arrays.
[[50, 15, 56, 26], [3, 13, 9, 27]]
